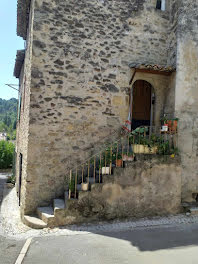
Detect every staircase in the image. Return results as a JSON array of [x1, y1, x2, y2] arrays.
[[23, 126, 178, 229], [182, 202, 198, 216]]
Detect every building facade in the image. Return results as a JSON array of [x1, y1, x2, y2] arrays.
[[14, 0, 198, 225]]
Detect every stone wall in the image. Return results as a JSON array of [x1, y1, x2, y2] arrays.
[[167, 0, 178, 67], [15, 0, 35, 215], [18, 0, 176, 215], [68, 157, 182, 221], [175, 0, 198, 202]]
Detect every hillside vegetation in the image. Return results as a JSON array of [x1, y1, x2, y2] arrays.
[[0, 98, 18, 140]]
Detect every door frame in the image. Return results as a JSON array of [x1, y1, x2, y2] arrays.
[[18, 153, 23, 206], [131, 80, 155, 129]]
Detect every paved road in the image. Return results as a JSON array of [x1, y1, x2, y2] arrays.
[[0, 172, 24, 264], [1, 171, 198, 264], [23, 223, 198, 264]]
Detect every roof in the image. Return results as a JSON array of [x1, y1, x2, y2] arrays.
[[14, 50, 25, 78], [129, 63, 176, 73], [17, 0, 31, 39]]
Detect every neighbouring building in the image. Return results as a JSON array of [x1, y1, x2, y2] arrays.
[[0, 132, 7, 141], [14, 0, 198, 228]]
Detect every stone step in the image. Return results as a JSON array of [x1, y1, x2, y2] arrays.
[[37, 206, 55, 226], [78, 190, 91, 200], [102, 174, 115, 184], [23, 215, 47, 229], [189, 207, 198, 215], [53, 199, 65, 211], [86, 175, 103, 184], [77, 184, 82, 191], [86, 177, 97, 184]]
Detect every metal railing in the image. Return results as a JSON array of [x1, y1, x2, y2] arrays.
[[67, 126, 178, 199]]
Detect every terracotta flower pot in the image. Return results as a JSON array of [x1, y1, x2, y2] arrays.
[[172, 120, 178, 132], [167, 120, 178, 132], [116, 159, 122, 167]]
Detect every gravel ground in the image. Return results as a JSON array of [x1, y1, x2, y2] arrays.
[[2, 185, 198, 241], [0, 172, 25, 264]]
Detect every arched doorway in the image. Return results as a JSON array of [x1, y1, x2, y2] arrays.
[[131, 80, 155, 130]]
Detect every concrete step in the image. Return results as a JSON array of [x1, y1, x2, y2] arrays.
[[86, 177, 96, 184], [53, 199, 65, 211], [86, 175, 103, 184], [189, 207, 198, 215], [77, 184, 82, 191], [23, 215, 47, 229], [78, 190, 91, 200], [37, 206, 55, 226], [102, 174, 115, 184]]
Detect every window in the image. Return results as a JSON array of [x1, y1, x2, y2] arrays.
[[156, 0, 166, 11]]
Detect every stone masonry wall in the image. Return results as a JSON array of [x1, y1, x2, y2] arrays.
[[22, 0, 173, 215], [167, 0, 178, 67], [15, 0, 35, 215], [175, 0, 198, 202]]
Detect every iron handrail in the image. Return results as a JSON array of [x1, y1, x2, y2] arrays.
[[66, 125, 176, 175]]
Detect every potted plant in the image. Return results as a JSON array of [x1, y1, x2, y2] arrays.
[[116, 153, 123, 167], [69, 177, 75, 198], [122, 152, 134, 161], [132, 134, 158, 154], [101, 149, 111, 175], [161, 115, 168, 132], [81, 182, 89, 191], [101, 163, 111, 175], [167, 118, 178, 132], [132, 143, 157, 154]]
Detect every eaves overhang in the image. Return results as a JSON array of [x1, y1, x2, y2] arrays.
[[129, 63, 176, 76], [14, 50, 25, 78], [17, 0, 31, 40]]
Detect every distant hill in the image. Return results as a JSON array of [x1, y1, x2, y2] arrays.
[[0, 98, 18, 140]]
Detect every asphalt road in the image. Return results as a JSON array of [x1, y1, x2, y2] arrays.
[[0, 172, 24, 264], [23, 223, 198, 264], [1, 171, 198, 264]]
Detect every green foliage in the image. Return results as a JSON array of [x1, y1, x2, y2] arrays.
[[6, 175, 16, 185], [69, 176, 75, 193], [0, 98, 18, 140], [129, 127, 178, 156], [0, 141, 15, 169]]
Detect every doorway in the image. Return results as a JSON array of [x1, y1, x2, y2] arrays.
[[131, 80, 154, 130], [18, 153, 22, 206]]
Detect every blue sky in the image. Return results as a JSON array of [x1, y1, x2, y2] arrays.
[[0, 1, 24, 100]]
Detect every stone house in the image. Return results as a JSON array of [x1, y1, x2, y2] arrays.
[[14, 0, 198, 228], [0, 132, 7, 141]]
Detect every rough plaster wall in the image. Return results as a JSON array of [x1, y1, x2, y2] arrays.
[[175, 0, 198, 202], [164, 72, 176, 117], [15, 0, 34, 215], [68, 158, 182, 221], [24, 0, 172, 214]]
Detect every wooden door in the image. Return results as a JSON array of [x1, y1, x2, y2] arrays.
[[132, 80, 151, 122]]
